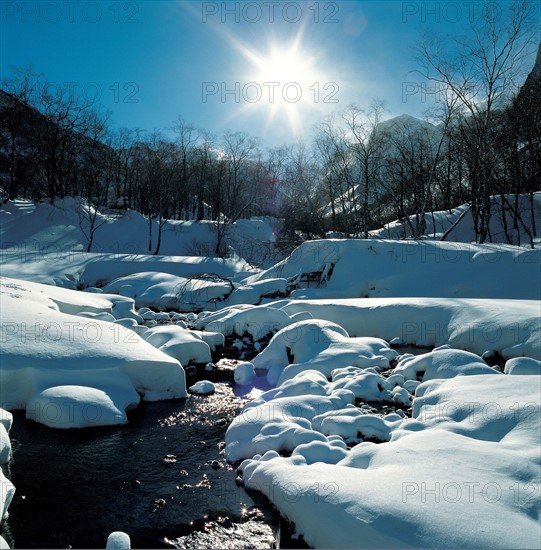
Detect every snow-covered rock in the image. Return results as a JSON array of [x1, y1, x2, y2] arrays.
[[26, 385, 139, 428], [142, 325, 212, 365], [188, 380, 216, 395], [234, 362, 256, 385], [106, 531, 131, 549], [201, 305, 292, 340], [0, 278, 187, 427], [504, 357, 541, 375], [394, 348, 500, 381], [251, 319, 397, 385]]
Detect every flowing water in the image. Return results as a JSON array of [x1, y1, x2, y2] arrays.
[[3, 383, 278, 549]]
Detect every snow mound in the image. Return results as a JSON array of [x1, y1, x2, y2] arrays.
[[26, 385, 139, 428], [0, 277, 187, 428], [234, 362, 256, 385], [106, 531, 131, 549], [225, 384, 355, 462], [394, 348, 500, 381], [188, 380, 216, 395], [102, 272, 232, 311], [239, 375, 541, 548], [251, 319, 397, 386], [142, 325, 212, 365], [200, 305, 292, 340], [504, 357, 541, 375]]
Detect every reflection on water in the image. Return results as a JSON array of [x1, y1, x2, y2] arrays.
[[6, 383, 272, 549]]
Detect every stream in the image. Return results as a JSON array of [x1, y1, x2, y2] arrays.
[[3, 382, 279, 549]]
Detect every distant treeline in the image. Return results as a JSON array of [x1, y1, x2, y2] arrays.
[[1, 3, 540, 247]]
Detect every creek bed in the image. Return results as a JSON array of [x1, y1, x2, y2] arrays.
[[4, 383, 277, 549]]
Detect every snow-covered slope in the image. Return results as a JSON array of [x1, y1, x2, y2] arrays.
[[0, 198, 284, 271], [372, 192, 541, 245], [247, 238, 540, 300]]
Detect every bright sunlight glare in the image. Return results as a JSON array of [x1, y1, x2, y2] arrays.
[[224, 27, 333, 137]]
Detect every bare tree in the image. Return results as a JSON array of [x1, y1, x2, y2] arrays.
[[415, 0, 538, 242]]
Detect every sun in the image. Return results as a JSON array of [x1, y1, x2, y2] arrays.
[[225, 30, 330, 136]]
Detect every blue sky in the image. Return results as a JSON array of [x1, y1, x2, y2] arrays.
[[1, 1, 539, 147]]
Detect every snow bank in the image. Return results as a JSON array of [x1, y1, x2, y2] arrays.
[[199, 305, 292, 340], [0, 277, 187, 428], [247, 239, 540, 300], [0, 198, 278, 274], [281, 298, 541, 359], [239, 375, 541, 548], [101, 272, 233, 311]]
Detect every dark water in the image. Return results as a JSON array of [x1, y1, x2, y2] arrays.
[[3, 383, 276, 549]]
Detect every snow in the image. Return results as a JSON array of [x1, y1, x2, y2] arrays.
[[142, 325, 212, 365], [188, 380, 216, 395], [234, 362, 256, 385], [225, 384, 355, 462], [504, 357, 541, 375], [0, 409, 15, 529], [238, 375, 541, 549], [0, 277, 187, 427], [26, 385, 138, 429], [2, 197, 540, 547], [106, 531, 131, 549], [102, 272, 233, 311], [372, 192, 541, 245], [199, 305, 293, 340], [250, 319, 397, 385], [393, 348, 500, 381], [280, 298, 541, 359], [247, 239, 540, 300]]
